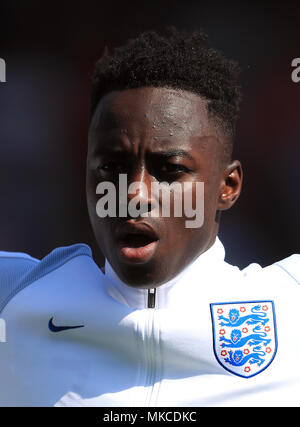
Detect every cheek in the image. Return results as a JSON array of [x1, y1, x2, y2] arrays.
[[86, 172, 108, 232], [203, 171, 223, 214], [86, 168, 113, 217], [174, 181, 215, 224], [86, 167, 98, 199], [164, 180, 218, 236], [159, 215, 209, 272]]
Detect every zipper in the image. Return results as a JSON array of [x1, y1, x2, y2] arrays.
[[143, 287, 161, 406], [147, 288, 156, 309]]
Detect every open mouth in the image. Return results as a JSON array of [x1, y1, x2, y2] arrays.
[[120, 233, 157, 248], [116, 223, 159, 263]]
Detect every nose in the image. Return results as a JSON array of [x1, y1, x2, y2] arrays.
[[127, 166, 157, 217]]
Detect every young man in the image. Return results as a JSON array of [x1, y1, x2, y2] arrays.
[[0, 29, 299, 407]]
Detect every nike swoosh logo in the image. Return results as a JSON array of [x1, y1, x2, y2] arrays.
[[48, 317, 85, 332]]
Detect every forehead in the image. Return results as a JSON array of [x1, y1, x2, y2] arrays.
[[89, 87, 219, 154]]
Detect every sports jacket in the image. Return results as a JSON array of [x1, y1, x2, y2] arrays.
[[0, 238, 300, 406]]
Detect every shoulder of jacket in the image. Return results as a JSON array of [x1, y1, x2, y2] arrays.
[[273, 254, 300, 285], [0, 243, 93, 313], [241, 254, 300, 286]]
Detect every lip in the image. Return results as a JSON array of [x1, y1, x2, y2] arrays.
[[115, 221, 160, 264]]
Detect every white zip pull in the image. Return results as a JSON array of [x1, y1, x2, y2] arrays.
[[147, 288, 156, 309]]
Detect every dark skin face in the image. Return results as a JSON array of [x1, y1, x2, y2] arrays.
[[86, 87, 242, 288]]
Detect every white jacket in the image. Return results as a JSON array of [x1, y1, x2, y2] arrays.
[[0, 238, 299, 407]]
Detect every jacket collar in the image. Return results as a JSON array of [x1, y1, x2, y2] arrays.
[[104, 237, 225, 309]]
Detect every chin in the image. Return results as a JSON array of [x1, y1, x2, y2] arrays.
[[113, 258, 170, 288]]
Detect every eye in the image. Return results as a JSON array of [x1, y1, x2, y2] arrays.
[[159, 163, 190, 174], [150, 161, 192, 183], [96, 161, 127, 176]]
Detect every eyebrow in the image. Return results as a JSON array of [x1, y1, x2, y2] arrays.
[[93, 146, 127, 157], [151, 150, 194, 161]]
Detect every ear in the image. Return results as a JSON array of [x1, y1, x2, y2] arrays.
[[217, 160, 243, 211]]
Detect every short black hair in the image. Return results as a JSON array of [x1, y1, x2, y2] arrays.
[[90, 27, 241, 159]]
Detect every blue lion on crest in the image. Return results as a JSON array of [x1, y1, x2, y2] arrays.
[[219, 305, 269, 327], [224, 346, 266, 367], [220, 326, 271, 348]]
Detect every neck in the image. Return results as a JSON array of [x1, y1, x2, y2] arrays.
[[102, 237, 225, 309]]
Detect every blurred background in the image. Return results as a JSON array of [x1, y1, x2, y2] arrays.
[[0, 0, 299, 268]]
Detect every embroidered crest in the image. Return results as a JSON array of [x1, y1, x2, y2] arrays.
[[210, 301, 277, 378]]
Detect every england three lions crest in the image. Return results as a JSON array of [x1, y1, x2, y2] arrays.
[[210, 301, 278, 378]]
